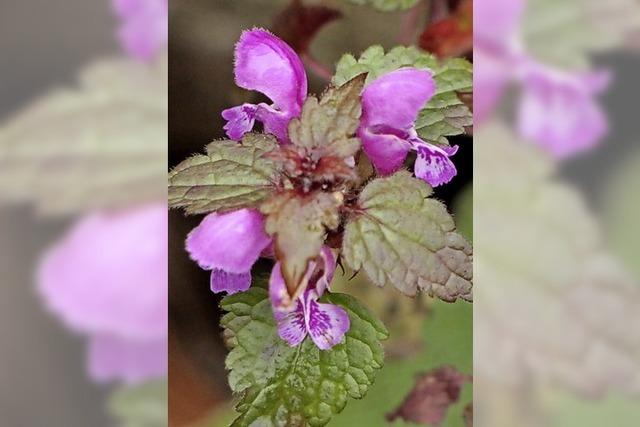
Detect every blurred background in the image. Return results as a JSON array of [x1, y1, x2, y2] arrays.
[[168, 1, 472, 426], [1, 1, 118, 425]]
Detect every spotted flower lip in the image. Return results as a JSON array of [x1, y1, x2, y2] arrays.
[[112, 0, 168, 62], [359, 67, 458, 187], [222, 28, 308, 143], [269, 247, 350, 350], [186, 208, 272, 295]]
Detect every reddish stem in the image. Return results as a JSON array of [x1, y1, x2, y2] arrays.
[[397, 1, 425, 45], [302, 52, 333, 82]]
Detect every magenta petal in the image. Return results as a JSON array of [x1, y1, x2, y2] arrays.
[[517, 67, 609, 158], [37, 204, 168, 341], [222, 104, 258, 140], [305, 298, 350, 351], [414, 142, 458, 187], [112, 0, 168, 62], [314, 247, 336, 297], [361, 68, 436, 130], [186, 209, 271, 273], [210, 269, 251, 294], [274, 299, 307, 347], [359, 130, 412, 175], [269, 262, 291, 310], [234, 28, 307, 115], [88, 334, 167, 385]]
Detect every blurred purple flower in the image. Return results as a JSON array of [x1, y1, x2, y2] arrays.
[[222, 28, 308, 142], [475, 0, 610, 158], [38, 203, 167, 384], [112, 0, 168, 62], [518, 65, 610, 159], [186, 208, 271, 294], [359, 68, 458, 187], [269, 247, 349, 350]]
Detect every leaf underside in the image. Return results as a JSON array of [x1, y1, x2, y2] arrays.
[[168, 133, 279, 215], [342, 171, 473, 302], [221, 288, 388, 427]]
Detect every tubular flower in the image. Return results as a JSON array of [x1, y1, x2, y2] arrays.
[[359, 68, 458, 187], [38, 203, 168, 384], [475, 0, 610, 158], [222, 28, 308, 143], [186, 208, 272, 294], [112, 0, 168, 62], [269, 247, 349, 350]]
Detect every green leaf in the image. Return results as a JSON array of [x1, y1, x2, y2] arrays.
[[333, 46, 472, 146], [168, 133, 280, 215], [221, 288, 389, 427], [108, 379, 168, 427], [342, 171, 473, 302], [288, 74, 365, 158], [0, 57, 167, 216], [261, 191, 343, 297], [347, 0, 420, 12], [523, 0, 640, 69]]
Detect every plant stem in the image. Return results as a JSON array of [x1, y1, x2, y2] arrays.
[[302, 53, 333, 83]]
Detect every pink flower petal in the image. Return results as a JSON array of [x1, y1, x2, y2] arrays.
[[112, 0, 167, 62], [210, 269, 251, 294], [88, 334, 166, 385], [361, 68, 436, 130], [517, 66, 609, 158], [38, 203, 168, 341], [222, 104, 258, 141], [274, 299, 308, 347], [234, 28, 307, 117], [305, 297, 350, 351], [186, 209, 271, 274], [414, 142, 458, 187]]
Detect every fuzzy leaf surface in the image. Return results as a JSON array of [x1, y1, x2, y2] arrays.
[[261, 191, 343, 297], [169, 133, 279, 215], [342, 171, 473, 302]]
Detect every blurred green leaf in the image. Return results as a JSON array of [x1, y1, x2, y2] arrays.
[[333, 45, 472, 146], [220, 288, 388, 427], [343, 171, 473, 302], [108, 379, 168, 427], [0, 57, 167, 216], [347, 0, 420, 12]]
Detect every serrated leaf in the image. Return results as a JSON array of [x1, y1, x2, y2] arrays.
[[168, 133, 279, 215], [333, 46, 472, 146], [0, 57, 167, 216], [108, 379, 168, 427], [347, 0, 420, 12], [261, 190, 343, 297], [288, 74, 365, 158], [342, 171, 473, 302], [220, 287, 388, 427]]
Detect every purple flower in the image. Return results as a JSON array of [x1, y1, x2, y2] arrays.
[[269, 247, 350, 350], [222, 28, 308, 143], [186, 208, 272, 294], [112, 0, 168, 62], [517, 65, 610, 159], [475, 0, 611, 158], [359, 68, 458, 187], [38, 203, 168, 384]]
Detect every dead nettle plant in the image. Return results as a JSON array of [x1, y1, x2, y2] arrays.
[[169, 26, 472, 426]]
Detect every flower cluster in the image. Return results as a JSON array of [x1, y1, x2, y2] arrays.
[[186, 28, 460, 350]]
